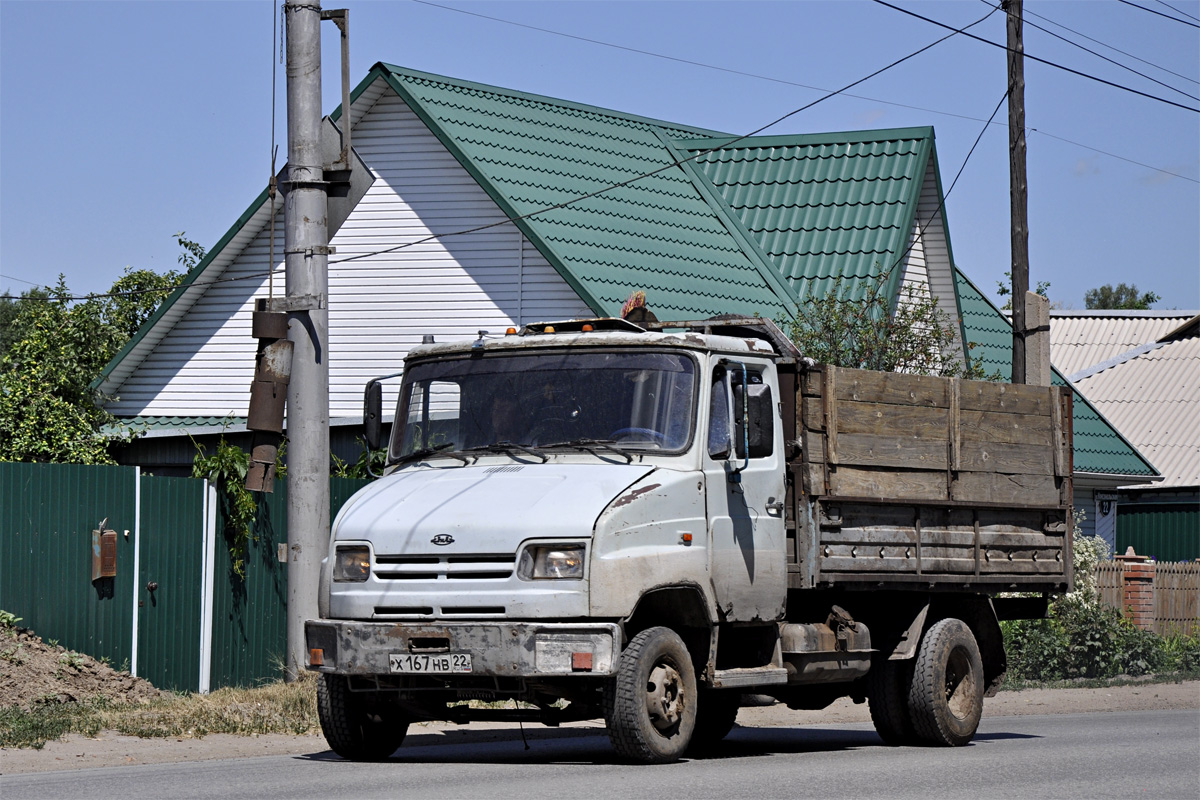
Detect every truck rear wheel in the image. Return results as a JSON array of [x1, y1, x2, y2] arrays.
[[867, 656, 916, 746], [686, 690, 739, 755], [908, 618, 984, 746], [604, 626, 698, 764], [317, 674, 409, 761]]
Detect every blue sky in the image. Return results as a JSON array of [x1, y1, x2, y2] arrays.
[[2, 0, 1197, 310]]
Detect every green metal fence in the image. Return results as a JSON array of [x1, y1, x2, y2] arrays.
[[0, 462, 370, 692], [1118, 502, 1200, 563], [0, 462, 137, 671]]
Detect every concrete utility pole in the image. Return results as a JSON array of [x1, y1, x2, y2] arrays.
[[1005, 0, 1030, 384], [283, 0, 329, 681]]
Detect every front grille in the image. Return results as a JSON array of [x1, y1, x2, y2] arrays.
[[441, 606, 505, 616], [374, 606, 434, 616], [374, 553, 514, 581], [372, 605, 506, 617]]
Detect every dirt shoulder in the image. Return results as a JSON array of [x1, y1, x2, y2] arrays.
[[4, 681, 1196, 775]]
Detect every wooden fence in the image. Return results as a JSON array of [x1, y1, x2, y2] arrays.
[[1096, 562, 1125, 611], [1154, 563, 1200, 637], [1094, 560, 1200, 636]]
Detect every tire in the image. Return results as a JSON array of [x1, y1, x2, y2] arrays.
[[907, 618, 985, 747], [317, 674, 409, 761], [604, 626, 698, 764], [686, 690, 740, 755], [867, 656, 916, 746]]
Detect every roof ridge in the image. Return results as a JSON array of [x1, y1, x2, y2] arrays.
[[674, 127, 935, 149], [382, 63, 727, 139], [1068, 339, 1171, 382], [696, 146, 924, 165]]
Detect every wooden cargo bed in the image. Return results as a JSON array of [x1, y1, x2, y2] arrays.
[[788, 365, 1073, 593]]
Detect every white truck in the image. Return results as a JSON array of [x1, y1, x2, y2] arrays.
[[305, 317, 1073, 763]]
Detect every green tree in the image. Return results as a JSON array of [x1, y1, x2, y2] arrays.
[[995, 270, 1052, 312], [785, 267, 995, 379], [0, 235, 198, 463], [1084, 283, 1159, 310]]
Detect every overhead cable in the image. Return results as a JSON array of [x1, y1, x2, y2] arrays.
[[1151, 0, 1200, 23], [19, 7, 998, 303], [415, 0, 1196, 185], [871, 0, 1200, 113], [977, 0, 1198, 102], [1117, 0, 1200, 27], [1024, 5, 1198, 85]]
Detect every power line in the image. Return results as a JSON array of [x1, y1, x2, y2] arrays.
[[17, 7, 998, 303], [1152, 0, 1200, 23], [415, 0, 1195, 184], [1117, 0, 1200, 27], [879, 88, 1011, 280], [978, 0, 1198, 102], [871, 0, 1200, 113], [328, 6, 1000, 266], [1024, 5, 1198, 85]]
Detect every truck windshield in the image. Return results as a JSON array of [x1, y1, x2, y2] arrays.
[[392, 350, 697, 459]]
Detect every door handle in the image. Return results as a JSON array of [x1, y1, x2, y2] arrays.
[[146, 581, 159, 593], [765, 498, 784, 516]]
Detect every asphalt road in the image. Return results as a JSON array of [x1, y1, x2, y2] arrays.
[[3, 709, 1197, 800]]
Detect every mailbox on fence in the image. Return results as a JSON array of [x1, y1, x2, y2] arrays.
[[91, 523, 117, 581]]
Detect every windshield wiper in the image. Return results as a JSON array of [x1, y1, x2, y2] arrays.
[[541, 438, 634, 463], [394, 442, 470, 465], [459, 440, 549, 463]]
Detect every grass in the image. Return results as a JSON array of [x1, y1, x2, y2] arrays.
[[997, 670, 1200, 692], [0, 673, 320, 750]]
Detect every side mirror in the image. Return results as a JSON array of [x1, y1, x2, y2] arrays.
[[733, 382, 774, 460], [364, 380, 383, 451]]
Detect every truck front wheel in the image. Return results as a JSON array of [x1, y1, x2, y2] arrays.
[[908, 618, 984, 746], [317, 674, 409, 761], [604, 626, 698, 764]]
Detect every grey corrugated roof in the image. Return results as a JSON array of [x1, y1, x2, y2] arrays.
[[1072, 334, 1200, 488], [1049, 311, 1197, 377]]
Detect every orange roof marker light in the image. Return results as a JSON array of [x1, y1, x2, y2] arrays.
[[581, 324, 594, 332], [544, 326, 556, 334], [505, 327, 517, 335]]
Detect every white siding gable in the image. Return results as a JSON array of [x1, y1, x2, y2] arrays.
[[896, 158, 965, 369], [105, 83, 593, 420]]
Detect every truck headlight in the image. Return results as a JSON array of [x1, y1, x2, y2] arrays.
[[333, 545, 371, 582], [518, 544, 585, 580]]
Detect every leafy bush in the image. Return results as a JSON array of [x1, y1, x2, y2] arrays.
[[1002, 530, 1197, 682]]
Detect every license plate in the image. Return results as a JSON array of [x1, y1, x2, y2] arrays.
[[389, 652, 473, 674]]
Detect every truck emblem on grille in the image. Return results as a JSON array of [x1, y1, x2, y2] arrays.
[[430, 534, 455, 546]]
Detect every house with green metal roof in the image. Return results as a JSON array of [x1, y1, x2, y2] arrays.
[[98, 63, 1158, 505]]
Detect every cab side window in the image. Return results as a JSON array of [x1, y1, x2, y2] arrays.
[[708, 369, 731, 459]]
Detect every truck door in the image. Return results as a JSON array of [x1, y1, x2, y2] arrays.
[[703, 360, 787, 622]]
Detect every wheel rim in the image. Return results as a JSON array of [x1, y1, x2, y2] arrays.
[[646, 661, 685, 732], [944, 646, 978, 721]]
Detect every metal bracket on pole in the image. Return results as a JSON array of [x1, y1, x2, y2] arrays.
[[320, 8, 351, 173], [264, 294, 327, 313], [284, 245, 336, 257]]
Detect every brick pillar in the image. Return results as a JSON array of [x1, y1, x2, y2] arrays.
[[1115, 547, 1156, 631]]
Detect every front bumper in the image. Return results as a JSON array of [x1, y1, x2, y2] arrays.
[[305, 619, 621, 678]]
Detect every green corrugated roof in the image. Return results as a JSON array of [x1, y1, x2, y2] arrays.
[[381, 65, 798, 319], [681, 129, 932, 303], [955, 268, 1157, 478]]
